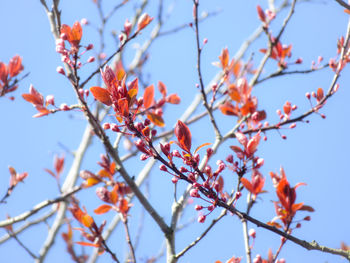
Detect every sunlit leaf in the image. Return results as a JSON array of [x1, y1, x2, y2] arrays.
[[118, 199, 129, 215], [219, 101, 238, 116], [316, 87, 324, 102], [228, 84, 241, 102], [147, 112, 165, 127], [143, 84, 154, 108], [90, 86, 112, 106], [240, 178, 254, 193], [94, 204, 112, 215], [219, 48, 229, 69], [75, 242, 100, 247], [137, 13, 153, 31], [166, 94, 181, 104], [70, 21, 83, 46]]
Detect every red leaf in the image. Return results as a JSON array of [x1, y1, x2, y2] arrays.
[[44, 168, 56, 178], [118, 98, 129, 117], [166, 94, 181, 104], [90, 86, 112, 106], [8, 55, 23, 78], [54, 155, 65, 176], [219, 48, 229, 69], [0, 62, 8, 83], [257, 5, 266, 22], [158, 81, 167, 97], [299, 205, 315, 212], [143, 84, 154, 108], [174, 120, 192, 152], [94, 204, 112, 215]]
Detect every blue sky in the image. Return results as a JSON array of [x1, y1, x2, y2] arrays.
[[0, 0, 349, 262]]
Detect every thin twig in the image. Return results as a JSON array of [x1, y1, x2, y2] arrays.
[[193, 0, 222, 139], [0, 186, 81, 228]]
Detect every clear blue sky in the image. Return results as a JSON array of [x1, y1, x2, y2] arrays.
[[0, 0, 349, 262]]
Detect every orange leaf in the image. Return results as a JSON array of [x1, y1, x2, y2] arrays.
[[174, 120, 192, 152], [219, 101, 238, 116], [82, 214, 94, 228], [84, 177, 100, 187], [219, 48, 229, 69], [166, 94, 181, 104], [316, 87, 324, 102], [127, 78, 138, 105], [240, 178, 254, 193], [194, 142, 211, 155], [118, 199, 129, 215], [115, 60, 125, 81], [94, 204, 112, 215], [60, 24, 71, 40], [158, 81, 167, 97], [75, 241, 100, 247], [90, 86, 112, 106], [267, 221, 282, 228], [137, 13, 153, 31], [147, 112, 165, 127], [143, 84, 154, 108], [33, 107, 50, 118], [110, 184, 119, 205], [70, 21, 83, 46], [22, 93, 43, 106], [240, 100, 256, 116], [228, 84, 241, 102]]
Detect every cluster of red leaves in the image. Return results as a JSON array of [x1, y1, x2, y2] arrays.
[[268, 167, 314, 228], [68, 154, 132, 251], [329, 35, 350, 72], [68, 202, 107, 252], [90, 65, 180, 128], [217, 49, 266, 126], [157, 121, 229, 223], [22, 85, 58, 117], [95, 182, 131, 218], [61, 222, 88, 263], [8, 166, 28, 195], [1, 166, 28, 203], [0, 55, 24, 98], [260, 38, 292, 69], [60, 22, 83, 48], [79, 154, 118, 188]]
